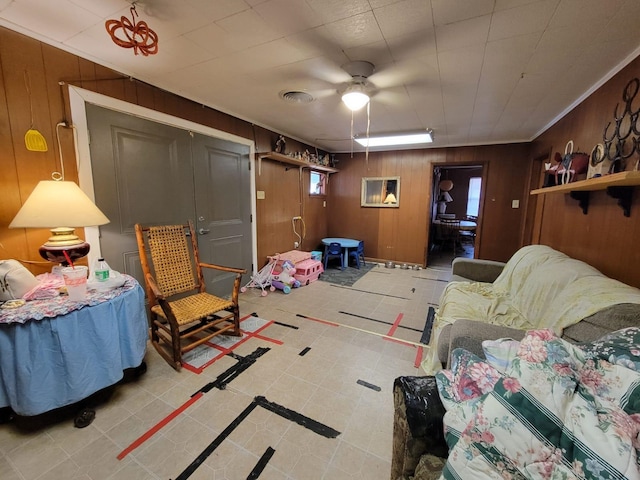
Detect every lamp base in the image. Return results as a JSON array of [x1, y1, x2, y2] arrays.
[[39, 243, 91, 266], [38, 227, 91, 266]]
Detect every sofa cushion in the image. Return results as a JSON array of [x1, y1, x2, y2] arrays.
[[437, 329, 640, 479]]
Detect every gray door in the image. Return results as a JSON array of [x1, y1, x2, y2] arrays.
[[86, 104, 251, 295], [192, 133, 252, 294]]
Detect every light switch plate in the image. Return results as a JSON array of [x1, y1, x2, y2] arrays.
[[512, 199, 519, 208], [257, 190, 265, 199]]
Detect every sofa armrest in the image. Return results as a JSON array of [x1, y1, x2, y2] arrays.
[[439, 320, 527, 367], [451, 258, 506, 283]]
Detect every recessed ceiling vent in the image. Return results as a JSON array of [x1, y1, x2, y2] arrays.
[[279, 90, 314, 104]]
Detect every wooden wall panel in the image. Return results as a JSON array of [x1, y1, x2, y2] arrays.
[[531, 55, 640, 288], [4, 24, 638, 288], [328, 144, 531, 265], [0, 26, 327, 276]]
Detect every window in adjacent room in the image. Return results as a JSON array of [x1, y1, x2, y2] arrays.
[[466, 177, 481, 216], [310, 171, 326, 195]]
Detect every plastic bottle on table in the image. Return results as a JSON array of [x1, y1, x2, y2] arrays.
[[93, 258, 110, 282]]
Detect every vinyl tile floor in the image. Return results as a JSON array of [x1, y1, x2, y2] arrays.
[[0, 260, 458, 480]]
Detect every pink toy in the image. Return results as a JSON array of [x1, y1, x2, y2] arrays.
[[270, 260, 301, 294], [294, 259, 324, 285]]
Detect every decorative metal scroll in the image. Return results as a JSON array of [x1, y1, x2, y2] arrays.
[[105, 4, 158, 56], [600, 78, 640, 173]]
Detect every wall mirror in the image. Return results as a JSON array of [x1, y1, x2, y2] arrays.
[[361, 176, 400, 207]]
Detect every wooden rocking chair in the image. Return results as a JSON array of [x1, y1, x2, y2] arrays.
[[135, 221, 246, 371]]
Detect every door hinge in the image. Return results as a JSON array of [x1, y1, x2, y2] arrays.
[[250, 214, 253, 223], [248, 160, 251, 171]]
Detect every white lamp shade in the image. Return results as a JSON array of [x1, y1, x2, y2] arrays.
[[9, 180, 110, 228], [341, 84, 370, 111], [383, 192, 397, 204]]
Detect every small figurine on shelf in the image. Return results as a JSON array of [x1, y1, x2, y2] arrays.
[[302, 149, 310, 162], [274, 135, 286, 153]]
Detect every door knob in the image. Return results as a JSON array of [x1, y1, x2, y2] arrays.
[[198, 228, 210, 235]]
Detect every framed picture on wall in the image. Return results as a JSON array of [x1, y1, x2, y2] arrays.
[[361, 176, 400, 207]]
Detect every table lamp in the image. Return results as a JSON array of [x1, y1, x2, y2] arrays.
[[9, 180, 110, 265], [383, 192, 398, 204]]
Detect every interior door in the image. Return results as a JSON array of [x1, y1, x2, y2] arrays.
[[85, 105, 252, 295], [86, 104, 195, 285], [192, 133, 252, 295]]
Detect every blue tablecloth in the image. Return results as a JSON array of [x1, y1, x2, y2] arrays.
[[0, 277, 148, 416]]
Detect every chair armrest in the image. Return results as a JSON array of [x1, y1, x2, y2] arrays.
[[199, 263, 247, 275], [451, 258, 505, 283], [441, 319, 526, 368], [144, 272, 164, 300]]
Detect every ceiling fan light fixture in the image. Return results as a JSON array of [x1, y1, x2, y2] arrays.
[[341, 84, 370, 111], [355, 130, 433, 147]]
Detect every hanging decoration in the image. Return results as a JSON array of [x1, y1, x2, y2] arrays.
[[105, 3, 158, 56]]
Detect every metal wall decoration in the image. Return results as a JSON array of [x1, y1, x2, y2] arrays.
[[105, 4, 158, 56], [600, 77, 640, 173]]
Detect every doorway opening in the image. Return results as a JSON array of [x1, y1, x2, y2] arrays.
[[428, 164, 484, 268]]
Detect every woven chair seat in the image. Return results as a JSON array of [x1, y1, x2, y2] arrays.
[[151, 292, 234, 326]]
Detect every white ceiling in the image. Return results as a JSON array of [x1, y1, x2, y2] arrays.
[[2, 0, 640, 153]]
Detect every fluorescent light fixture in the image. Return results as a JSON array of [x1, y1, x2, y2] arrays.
[[341, 84, 370, 111], [355, 130, 433, 147]]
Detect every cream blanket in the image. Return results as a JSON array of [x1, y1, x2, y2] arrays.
[[421, 245, 640, 374]]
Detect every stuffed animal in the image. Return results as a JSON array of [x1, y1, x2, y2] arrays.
[[271, 260, 300, 294]]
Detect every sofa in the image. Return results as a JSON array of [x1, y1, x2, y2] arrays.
[[422, 244, 640, 374], [392, 245, 640, 479]]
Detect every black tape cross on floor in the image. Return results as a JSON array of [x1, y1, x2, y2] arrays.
[[174, 396, 341, 480]]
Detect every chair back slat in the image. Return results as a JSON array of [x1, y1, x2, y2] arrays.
[[328, 242, 342, 255], [147, 224, 197, 296]]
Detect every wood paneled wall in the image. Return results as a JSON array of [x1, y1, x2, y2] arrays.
[[3, 24, 638, 288], [531, 55, 640, 288], [0, 27, 324, 274], [327, 144, 531, 266]]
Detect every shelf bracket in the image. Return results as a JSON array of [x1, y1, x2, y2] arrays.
[[569, 190, 590, 214], [606, 186, 633, 217]]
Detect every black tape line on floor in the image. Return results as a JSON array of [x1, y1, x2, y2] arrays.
[[175, 401, 259, 480], [420, 307, 436, 344], [247, 446, 276, 480], [414, 276, 448, 283], [194, 347, 270, 395], [329, 284, 410, 299], [273, 321, 299, 329], [338, 311, 423, 333], [174, 396, 340, 479], [357, 379, 381, 392], [255, 396, 340, 439], [299, 347, 311, 356]]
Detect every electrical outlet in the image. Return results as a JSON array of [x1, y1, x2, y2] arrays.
[[512, 199, 520, 208], [294, 241, 299, 248]]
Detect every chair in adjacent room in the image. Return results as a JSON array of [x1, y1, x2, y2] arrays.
[[324, 242, 344, 270], [437, 218, 461, 255], [349, 240, 366, 269], [135, 221, 247, 371]]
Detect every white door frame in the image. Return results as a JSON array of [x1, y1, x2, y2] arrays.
[[67, 85, 257, 271]]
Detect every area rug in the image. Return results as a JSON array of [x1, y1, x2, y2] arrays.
[[181, 316, 281, 374], [319, 263, 375, 287]]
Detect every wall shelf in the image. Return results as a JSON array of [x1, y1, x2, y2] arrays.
[[530, 170, 640, 216], [257, 151, 338, 175]]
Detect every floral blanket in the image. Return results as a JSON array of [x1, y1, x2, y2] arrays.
[[436, 328, 640, 479]]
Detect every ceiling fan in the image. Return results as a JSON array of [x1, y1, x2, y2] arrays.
[[339, 60, 376, 111]]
